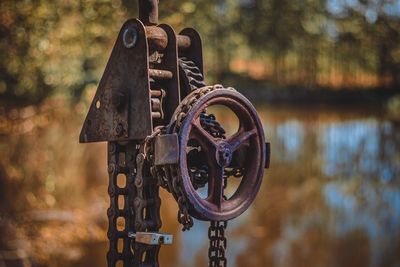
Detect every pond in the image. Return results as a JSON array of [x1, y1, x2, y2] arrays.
[[0, 103, 399, 267]]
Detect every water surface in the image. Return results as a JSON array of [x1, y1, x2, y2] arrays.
[[1, 104, 399, 267]]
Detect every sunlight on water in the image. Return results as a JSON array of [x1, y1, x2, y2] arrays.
[[276, 120, 304, 162]]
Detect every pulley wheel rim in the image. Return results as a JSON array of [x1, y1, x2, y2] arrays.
[[178, 88, 266, 221]]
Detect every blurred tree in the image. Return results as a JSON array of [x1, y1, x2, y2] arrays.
[[375, 16, 400, 87], [0, 0, 129, 106], [0, 1, 58, 105], [0, 0, 399, 107], [325, 0, 400, 88], [237, 0, 301, 83]]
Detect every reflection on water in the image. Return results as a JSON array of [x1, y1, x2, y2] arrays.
[[1, 103, 399, 267]]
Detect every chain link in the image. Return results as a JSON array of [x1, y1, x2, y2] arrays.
[[208, 221, 228, 267]]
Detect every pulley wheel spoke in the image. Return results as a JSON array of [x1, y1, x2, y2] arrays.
[[227, 128, 257, 152], [207, 164, 225, 209], [190, 118, 218, 153]]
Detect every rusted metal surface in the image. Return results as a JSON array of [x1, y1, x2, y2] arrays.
[[155, 24, 180, 123], [146, 26, 168, 52], [265, 142, 271, 168], [179, 58, 206, 95], [146, 26, 192, 52], [79, 19, 152, 143], [146, 26, 191, 52], [129, 232, 173, 245], [138, 0, 158, 25], [178, 28, 205, 99], [148, 85, 269, 267], [178, 28, 204, 77], [148, 69, 173, 80], [208, 221, 227, 267], [107, 143, 162, 267], [106, 142, 138, 266], [177, 35, 191, 50], [80, 1, 270, 267], [154, 134, 179, 165], [166, 86, 266, 221]]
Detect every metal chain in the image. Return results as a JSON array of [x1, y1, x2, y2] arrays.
[[132, 146, 162, 266], [144, 85, 240, 266], [174, 85, 231, 130], [107, 141, 162, 267], [169, 85, 233, 265], [107, 142, 135, 267], [148, 85, 230, 231], [147, 85, 242, 223], [146, 131, 194, 231], [209, 173, 228, 267], [208, 221, 228, 267]]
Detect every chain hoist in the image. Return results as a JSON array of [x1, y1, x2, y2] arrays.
[[80, 1, 270, 266]]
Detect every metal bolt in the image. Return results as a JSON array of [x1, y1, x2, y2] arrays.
[[216, 143, 233, 167], [115, 123, 124, 136], [113, 91, 126, 111], [127, 154, 134, 161], [123, 26, 138, 49]]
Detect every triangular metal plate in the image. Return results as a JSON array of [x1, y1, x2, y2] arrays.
[[80, 19, 152, 143]]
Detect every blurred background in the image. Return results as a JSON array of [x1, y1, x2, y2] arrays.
[[0, 0, 400, 266]]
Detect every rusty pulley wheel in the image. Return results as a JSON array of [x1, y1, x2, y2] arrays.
[[168, 86, 266, 221]]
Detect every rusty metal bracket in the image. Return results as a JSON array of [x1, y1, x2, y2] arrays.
[[178, 28, 204, 99], [153, 24, 180, 124], [265, 142, 271, 168], [179, 28, 203, 76], [79, 19, 153, 143]]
